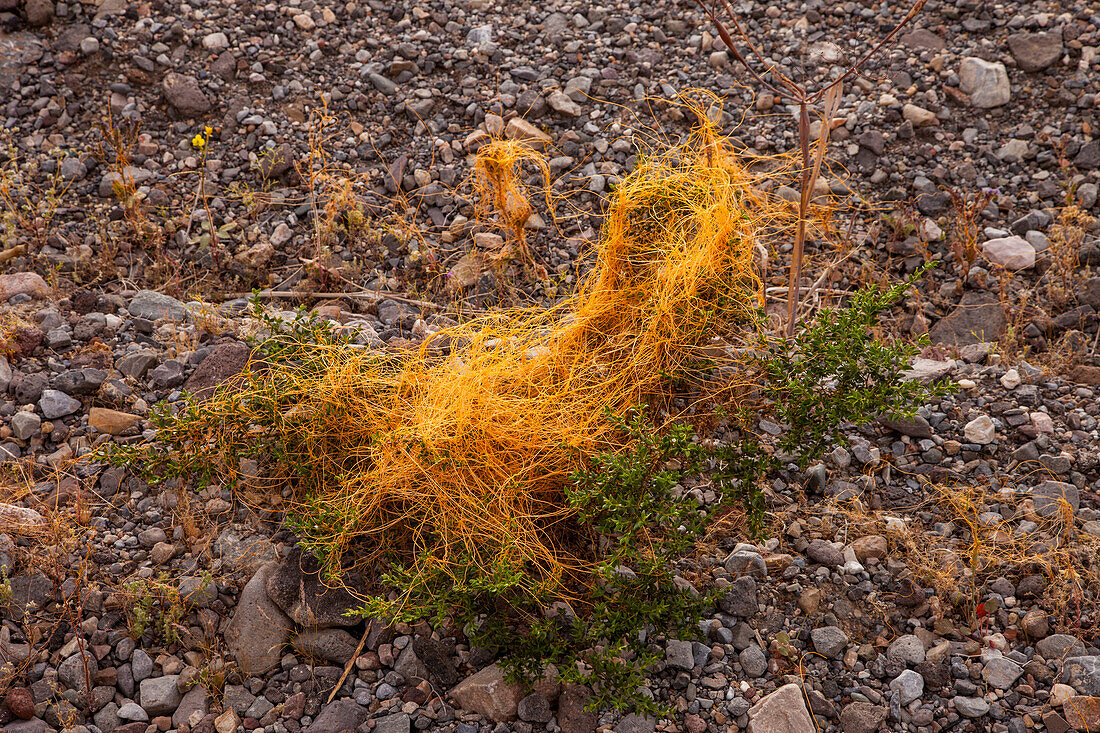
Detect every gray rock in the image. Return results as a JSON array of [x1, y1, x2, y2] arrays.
[[307, 699, 368, 733], [58, 650, 98, 696], [958, 57, 1010, 108], [374, 713, 411, 733], [10, 412, 41, 441], [225, 563, 292, 675], [1064, 656, 1100, 695], [930, 291, 1007, 346], [954, 696, 990, 718], [982, 656, 1023, 690], [806, 539, 843, 566], [886, 635, 925, 666], [38, 389, 80, 419], [149, 360, 185, 389], [139, 674, 182, 716], [222, 685, 256, 715], [890, 669, 924, 705], [116, 702, 147, 721], [162, 72, 211, 117], [179, 575, 218, 608], [1037, 634, 1086, 660], [614, 714, 655, 733], [810, 626, 849, 658], [265, 547, 363, 627], [739, 645, 768, 678], [171, 686, 209, 728], [117, 350, 159, 379], [879, 414, 932, 438], [720, 576, 758, 617], [1007, 30, 1063, 72], [130, 649, 153, 682], [517, 693, 552, 724], [665, 640, 695, 671], [1032, 481, 1079, 518], [293, 628, 360, 665], [128, 290, 187, 321]]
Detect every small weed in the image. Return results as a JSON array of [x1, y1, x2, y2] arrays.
[[121, 573, 186, 644], [754, 263, 948, 465]]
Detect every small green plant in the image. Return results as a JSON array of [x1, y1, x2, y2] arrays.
[[755, 263, 947, 465], [122, 574, 185, 644]]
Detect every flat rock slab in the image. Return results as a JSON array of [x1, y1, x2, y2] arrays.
[[747, 683, 815, 733], [930, 291, 1007, 347]]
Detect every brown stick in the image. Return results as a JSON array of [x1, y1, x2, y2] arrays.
[[327, 625, 370, 704]]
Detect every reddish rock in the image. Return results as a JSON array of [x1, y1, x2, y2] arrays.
[[5, 687, 34, 720]]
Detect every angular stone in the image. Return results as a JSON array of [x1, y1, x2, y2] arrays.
[[954, 696, 990, 718], [88, 407, 140, 436], [964, 415, 996, 444], [959, 57, 1010, 108], [128, 290, 188, 321], [139, 675, 181, 716], [504, 118, 552, 150], [810, 626, 848, 658], [1038, 634, 1086, 660], [982, 656, 1023, 690], [162, 72, 211, 117], [1032, 481, 1079, 519], [306, 699, 368, 733], [982, 236, 1036, 270], [181, 341, 251, 402], [1007, 31, 1063, 72], [292, 628, 359, 665], [449, 664, 525, 723], [840, 701, 886, 733], [747, 683, 814, 733], [890, 669, 924, 706], [557, 684, 597, 733], [39, 389, 80, 419], [887, 635, 925, 666], [225, 563, 292, 675], [930, 291, 1006, 346]]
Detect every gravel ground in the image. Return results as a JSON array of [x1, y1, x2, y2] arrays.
[[2, 0, 1100, 732]]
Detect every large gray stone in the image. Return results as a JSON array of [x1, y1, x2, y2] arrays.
[[1064, 657, 1100, 695], [982, 657, 1023, 690], [292, 628, 359, 665], [139, 675, 182, 716], [306, 699, 368, 733], [958, 57, 1010, 108], [39, 389, 80, 419], [127, 290, 187, 321], [1007, 30, 1063, 72], [225, 563, 292, 675], [1032, 481, 1079, 518], [930, 291, 1007, 346], [810, 626, 849, 658]]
